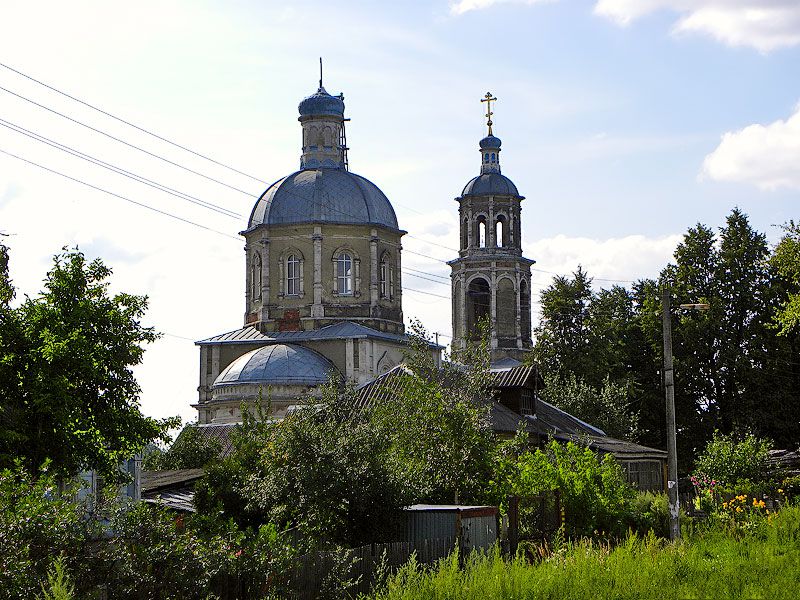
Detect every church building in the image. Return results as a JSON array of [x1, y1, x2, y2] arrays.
[[185, 78, 666, 493], [194, 79, 433, 425]]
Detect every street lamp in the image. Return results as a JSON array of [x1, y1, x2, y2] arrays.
[[662, 287, 709, 541]]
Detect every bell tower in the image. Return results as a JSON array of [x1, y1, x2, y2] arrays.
[[449, 93, 534, 363]]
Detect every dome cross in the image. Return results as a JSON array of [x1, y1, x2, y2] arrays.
[[481, 91, 497, 135]]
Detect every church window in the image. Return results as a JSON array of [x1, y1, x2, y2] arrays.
[[520, 279, 531, 340], [286, 254, 299, 296], [461, 218, 468, 249], [477, 216, 487, 248], [495, 215, 508, 247], [352, 339, 360, 369], [491, 153, 496, 161], [380, 254, 389, 298], [467, 277, 490, 339], [484, 153, 489, 163], [336, 253, 353, 295], [251, 252, 262, 300]]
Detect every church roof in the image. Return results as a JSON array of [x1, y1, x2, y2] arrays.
[[213, 343, 337, 387], [298, 86, 345, 118], [246, 168, 400, 231], [461, 172, 520, 197], [196, 321, 442, 348]]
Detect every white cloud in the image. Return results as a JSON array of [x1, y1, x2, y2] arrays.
[[594, 0, 800, 52], [526, 233, 681, 293], [449, 0, 553, 16], [702, 103, 800, 190]]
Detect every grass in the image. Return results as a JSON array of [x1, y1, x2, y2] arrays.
[[365, 507, 800, 600]]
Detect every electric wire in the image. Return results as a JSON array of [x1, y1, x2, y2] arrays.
[[0, 117, 242, 219], [0, 146, 241, 241], [0, 61, 270, 185], [0, 83, 258, 197]]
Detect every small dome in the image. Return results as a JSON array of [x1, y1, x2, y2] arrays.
[[298, 87, 345, 118], [213, 344, 337, 387], [479, 135, 502, 149], [461, 173, 520, 197], [248, 168, 400, 230]]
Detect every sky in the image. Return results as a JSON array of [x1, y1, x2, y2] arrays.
[[1, 0, 798, 426]]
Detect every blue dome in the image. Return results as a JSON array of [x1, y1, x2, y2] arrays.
[[248, 168, 400, 230], [213, 344, 337, 387], [298, 87, 345, 118], [479, 135, 502, 149], [461, 173, 520, 197]]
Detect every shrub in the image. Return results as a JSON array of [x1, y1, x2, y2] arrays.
[[692, 430, 773, 489], [491, 438, 636, 539]]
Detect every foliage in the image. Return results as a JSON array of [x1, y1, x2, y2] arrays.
[[771, 220, 800, 335], [371, 318, 496, 505], [540, 372, 639, 441], [197, 381, 408, 548], [627, 492, 671, 538], [369, 507, 800, 600], [692, 430, 774, 488], [0, 463, 94, 600], [38, 557, 75, 600], [142, 424, 221, 471], [491, 438, 635, 538], [532, 208, 800, 466], [0, 462, 296, 600], [0, 247, 177, 481]]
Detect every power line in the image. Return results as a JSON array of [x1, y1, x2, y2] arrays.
[[0, 117, 242, 219], [0, 147, 241, 241], [0, 61, 270, 185], [0, 83, 258, 197]]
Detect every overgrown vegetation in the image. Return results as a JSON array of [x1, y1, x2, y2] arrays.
[[368, 506, 800, 600]]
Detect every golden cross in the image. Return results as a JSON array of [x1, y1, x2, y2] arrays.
[[481, 91, 497, 135]]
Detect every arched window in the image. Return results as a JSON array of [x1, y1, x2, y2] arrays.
[[520, 279, 531, 340], [286, 254, 300, 296], [477, 215, 487, 248], [251, 252, 262, 300], [336, 252, 353, 295], [380, 254, 389, 298], [467, 277, 491, 339], [495, 215, 508, 247], [491, 152, 496, 161], [484, 153, 490, 163], [462, 218, 469, 249]]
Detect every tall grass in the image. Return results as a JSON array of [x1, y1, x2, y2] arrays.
[[366, 507, 800, 600]]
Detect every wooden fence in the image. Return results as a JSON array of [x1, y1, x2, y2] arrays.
[[507, 491, 562, 555]]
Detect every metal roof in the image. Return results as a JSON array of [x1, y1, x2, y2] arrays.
[[248, 167, 399, 230], [141, 468, 204, 493], [490, 365, 539, 389], [461, 173, 520, 197], [196, 321, 431, 347], [214, 343, 337, 387], [192, 423, 239, 458]]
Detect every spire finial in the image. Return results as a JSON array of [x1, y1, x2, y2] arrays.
[[480, 91, 497, 136], [319, 57, 323, 89]]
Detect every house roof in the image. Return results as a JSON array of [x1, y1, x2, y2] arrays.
[[196, 321, 442, 348], [140, 468, 205, 513]]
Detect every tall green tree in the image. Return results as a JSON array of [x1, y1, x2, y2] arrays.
[[0, 247, 174, 480]]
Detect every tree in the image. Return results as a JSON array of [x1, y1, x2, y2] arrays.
[[0, 247, 175, 480], [540, 373, 639, 441], [142, 424, 221, 471], [772, 221, 800, 335], [196, 383, 408, 548]]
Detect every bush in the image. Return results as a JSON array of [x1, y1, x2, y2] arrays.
[[491, 438, 636, 539], [692, 430, 773, 488], [142, 424, 221, 471], [0, 464, 95, 599]]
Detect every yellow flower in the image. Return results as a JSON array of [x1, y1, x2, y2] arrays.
[[736, 507, 743, 513], [778, 489, 784, 494]]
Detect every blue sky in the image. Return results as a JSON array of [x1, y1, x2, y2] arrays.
[[1, 0, 798, 424]]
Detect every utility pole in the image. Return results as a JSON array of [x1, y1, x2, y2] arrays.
[[662, 286, 680, 541]]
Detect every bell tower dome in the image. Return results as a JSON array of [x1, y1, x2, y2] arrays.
[[448, 92, 534, 363]]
